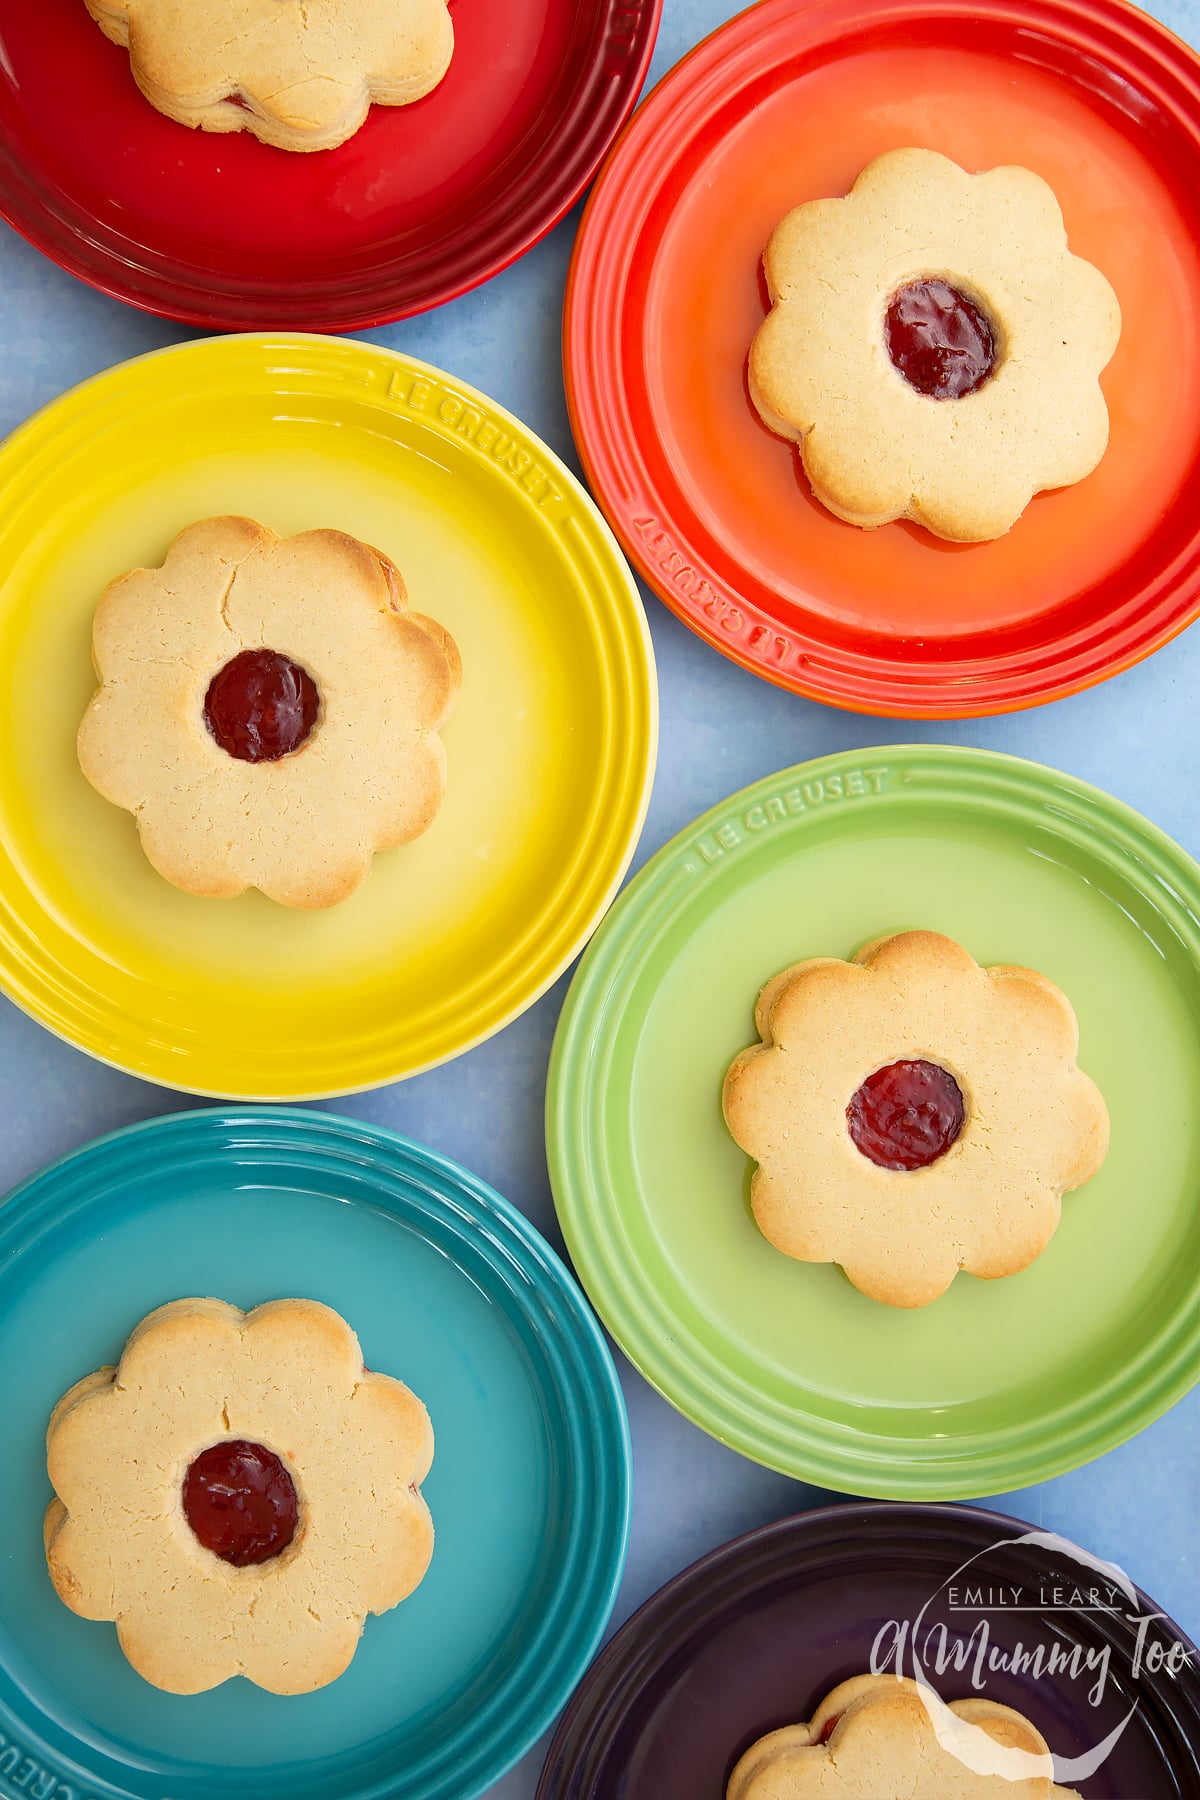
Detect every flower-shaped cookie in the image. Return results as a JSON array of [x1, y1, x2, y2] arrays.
[[749, 148, 1122, 541], [84, 0, 453, 152], [722, 931, 1109, 1308], [77, 516, 461, 909], [45, 1298, 434, 1695], [729, 1676, 1080, 1798]]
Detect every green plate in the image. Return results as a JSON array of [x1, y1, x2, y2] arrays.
[[547, 746, 1200, 1498]]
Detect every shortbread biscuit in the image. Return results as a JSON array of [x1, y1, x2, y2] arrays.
[[45, 1297, 434, 1695], [722, 931, 1109, 1307], [750, 148, 1121, 541], [84, 0, 454, 152], [77, 516, 461, 909], [729, 1675, 1080, 1798]]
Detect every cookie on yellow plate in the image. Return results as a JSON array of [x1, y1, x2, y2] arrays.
[[77, 516, 461, 910]]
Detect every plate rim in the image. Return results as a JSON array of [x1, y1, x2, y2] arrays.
[[0, 331, 659, 1102], [546, 741, 1200, 1498], [533, 1498, 1200, 1798], [0, 1103, 633, 1800], [563, 0, 1200, 718], [0, 0, 663, 330]]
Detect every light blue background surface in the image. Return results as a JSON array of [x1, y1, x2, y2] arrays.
[[1, 1, 1198, 1794]]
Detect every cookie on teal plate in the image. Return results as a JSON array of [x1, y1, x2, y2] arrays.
[[0, 1109, 630, 1800]]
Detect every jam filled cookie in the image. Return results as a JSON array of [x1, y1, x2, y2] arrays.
[[729, 1675, 1081, 1798], [83, 0, 454, 153], [77, 516, 461, 909], [749, 148, 1121, 541], [722, 931, 1109, 1308], [44, 1298, 434, 1695]]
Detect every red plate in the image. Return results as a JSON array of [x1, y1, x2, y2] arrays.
[[565, 0, 1200, 717], [0, 0, 660, 330]]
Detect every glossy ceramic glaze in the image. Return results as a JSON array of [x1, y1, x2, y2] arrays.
[[0, 0, 660, 328], [0, 334, 657, 1097], [537, 1504, 1200, 1797], [548, 745, 1200, 1495], [565, 0, 1200, 715], [0, 1109, 631, 1800]]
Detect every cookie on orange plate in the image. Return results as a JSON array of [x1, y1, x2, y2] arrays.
[[749, 148, 1121, 541]]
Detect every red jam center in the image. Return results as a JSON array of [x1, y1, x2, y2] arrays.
[[885, 279, 996, 400], [204, 649, 320, 763], [818, 1714, 842, 1744], [182, 1439, 298, 1566], [847, 1059, 966, 1171]]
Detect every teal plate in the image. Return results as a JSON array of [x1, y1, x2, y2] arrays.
[[0, 1109, 630, 1800], [547, 745, 1200, 1499]]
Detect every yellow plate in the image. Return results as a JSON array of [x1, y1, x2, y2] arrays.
[[0, 335, 657, 1098]]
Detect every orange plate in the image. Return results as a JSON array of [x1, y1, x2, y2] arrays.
[[565, 0, 1200, 716]]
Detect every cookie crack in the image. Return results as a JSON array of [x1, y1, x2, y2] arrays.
[[216, 563, 239, 633]]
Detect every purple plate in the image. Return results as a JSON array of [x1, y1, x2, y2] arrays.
[[537, 1503, 1200, 1797]]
